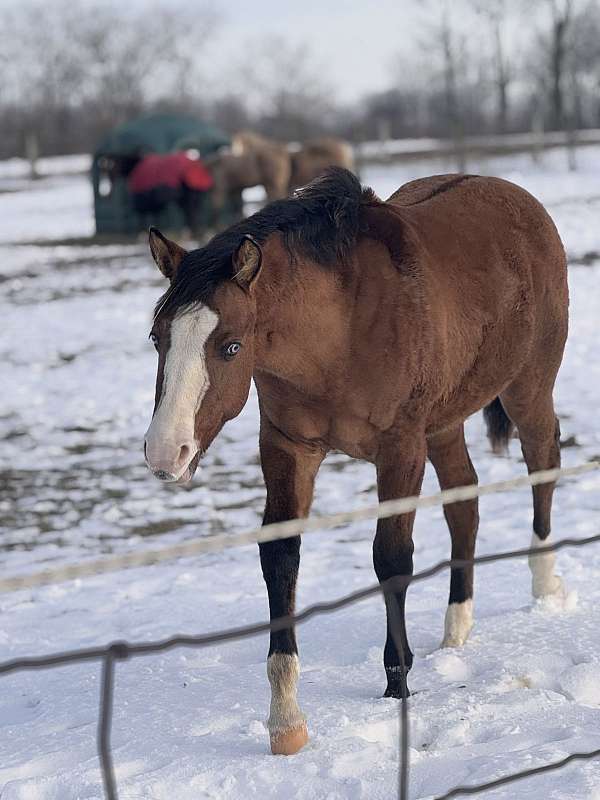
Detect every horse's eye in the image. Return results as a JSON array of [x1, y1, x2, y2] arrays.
[[224, 341, 241, 360], [150, 333, 159, 351]]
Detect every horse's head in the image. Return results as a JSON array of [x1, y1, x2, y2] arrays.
[[144, 228, 262, 483]]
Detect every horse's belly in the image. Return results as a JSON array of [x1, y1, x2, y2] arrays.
[[426, 341, 527, 434]]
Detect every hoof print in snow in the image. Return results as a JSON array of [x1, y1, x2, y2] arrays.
[[560, 662, 600, 707]]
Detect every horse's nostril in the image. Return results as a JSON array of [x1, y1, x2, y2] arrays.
[[176, 443, 192, 468]]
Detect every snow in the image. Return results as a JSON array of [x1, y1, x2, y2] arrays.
[[1, 147, 600, 799], [0, 154, 90, 180]]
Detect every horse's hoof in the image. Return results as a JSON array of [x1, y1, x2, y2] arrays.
[[384, 666, 411, 699], [384, 684, 411, 699], [441, 632, 470, 648], [270, 723, 308, 755], [532, 574, 565, 600]]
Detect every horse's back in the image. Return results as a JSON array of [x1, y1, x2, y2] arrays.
[[387, 174, 474, 207], [387, 173, 567, 303]]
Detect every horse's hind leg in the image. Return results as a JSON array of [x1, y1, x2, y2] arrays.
[[499, 387, 564, 598], [374, 434, 427, 698], [428, 425, 479, 647]]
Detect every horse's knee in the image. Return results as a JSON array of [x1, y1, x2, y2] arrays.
[[267, 653, 308, 755]]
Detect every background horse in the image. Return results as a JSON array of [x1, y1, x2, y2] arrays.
[[288, 137, 355, 191], [231, 130, 355, 193], [220, 130, 291, 197], [144, 168, 568, 756], [205, 132, 291, 225]]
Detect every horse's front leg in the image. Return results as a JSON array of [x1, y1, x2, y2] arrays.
[[258, 417, 325, 755], [374, 434, 426, 698]]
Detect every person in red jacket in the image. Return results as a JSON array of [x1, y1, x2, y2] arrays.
[[127, 151, 214, 234]]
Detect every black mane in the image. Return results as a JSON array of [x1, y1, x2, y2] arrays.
[[154, 167, 376, 320]]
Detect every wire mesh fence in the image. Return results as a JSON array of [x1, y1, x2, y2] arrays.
[[2, 461, 600, 799]]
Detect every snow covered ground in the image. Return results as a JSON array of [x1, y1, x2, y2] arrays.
[[1, 147, 600, 799]]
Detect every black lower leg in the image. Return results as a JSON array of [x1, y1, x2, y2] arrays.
[[383, 587, 412, 698], [428, 425, 479, 610], [447, 502, 478, 606], [374, 440, 426, 699], [523, 415, 561, 541], [374, 518, 415, 699], [259, 536, 301, 656]]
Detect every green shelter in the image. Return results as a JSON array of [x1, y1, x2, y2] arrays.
[[92, 113, 239, 235]]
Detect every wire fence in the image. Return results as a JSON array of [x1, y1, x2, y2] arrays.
[[1, 460, 600, 800], [1, 461, 598, 595]]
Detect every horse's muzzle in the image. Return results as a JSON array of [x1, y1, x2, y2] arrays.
[[152, 469, 177, 482]]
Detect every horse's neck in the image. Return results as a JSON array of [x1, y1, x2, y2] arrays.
[[253, 255, 345, 391]]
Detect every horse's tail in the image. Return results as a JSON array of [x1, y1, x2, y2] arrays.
[[483, 397, 514, 454]]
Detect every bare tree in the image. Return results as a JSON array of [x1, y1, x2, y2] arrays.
[[233, 37, 334, 141], [566, 2, 600, 128], [0, 0, 220, 156], [524, 0, 576, 130], [413, 7, 473, 163], [548, 0, 575, 129], [472, 0, 513, 132]]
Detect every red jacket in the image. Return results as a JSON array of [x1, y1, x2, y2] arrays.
[[128, 152, 214, 193]]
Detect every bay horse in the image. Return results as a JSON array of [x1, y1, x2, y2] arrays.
[[144, 168, 568, 756]]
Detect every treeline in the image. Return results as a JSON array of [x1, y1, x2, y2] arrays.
[[1, 0, 599, 158]]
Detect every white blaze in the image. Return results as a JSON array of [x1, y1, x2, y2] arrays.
[[145, 305, 219, 474]]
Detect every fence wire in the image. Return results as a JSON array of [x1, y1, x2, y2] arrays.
[[2, 464, 600, 799], [1, 460, 598, 595]]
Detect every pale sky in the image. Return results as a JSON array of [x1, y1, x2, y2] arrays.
[[0, 0, 541, 106], [202, 0, 539, 104], [206, 0, 462, 103]]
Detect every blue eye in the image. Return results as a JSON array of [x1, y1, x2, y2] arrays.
[[150, 333, 159, 351], [224, 341, 241, 360]]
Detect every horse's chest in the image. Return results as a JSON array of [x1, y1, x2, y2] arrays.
[[257, 382, 381, 461], [324, 412, 380, 460]]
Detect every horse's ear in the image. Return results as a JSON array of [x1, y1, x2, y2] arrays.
[[149, 227, 187, 281], [233, 236, 262, 290]]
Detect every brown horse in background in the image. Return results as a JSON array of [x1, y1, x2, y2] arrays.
[[226, 130, 291, 198], [231, 130, 355, 193], [143, 168, 568, 757], [205, 132, 291, 223], [289, 137, 355, 191]]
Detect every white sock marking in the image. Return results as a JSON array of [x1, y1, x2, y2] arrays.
[[267, 653, 305, 735], [529, 532, 564, 598], [441, 599, 473, 648]]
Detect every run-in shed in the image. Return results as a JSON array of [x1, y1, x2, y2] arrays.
[[92, 113, 238, 235]]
